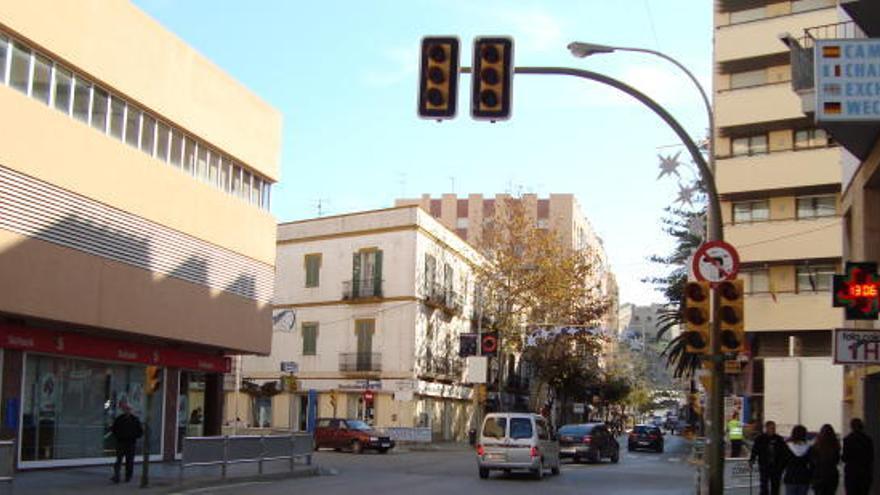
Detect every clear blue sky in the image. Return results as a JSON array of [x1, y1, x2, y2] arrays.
[[134, 0, 712, 307]]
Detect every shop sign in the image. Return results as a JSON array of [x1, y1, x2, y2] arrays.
[[816, 40, 880, 122], [834, 328, 880, 364]]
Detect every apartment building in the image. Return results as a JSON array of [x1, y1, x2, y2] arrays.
[[714, 0, 845, 433], [0, 1, 281, 467], [239, 206, 484, 442]]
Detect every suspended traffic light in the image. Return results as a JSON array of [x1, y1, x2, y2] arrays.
[[471, 37, 513, 121], [718, 279, 745, 354], [418, 37, 460, 120], [145, 365, 162, 395], [683, 281, 710, 354]]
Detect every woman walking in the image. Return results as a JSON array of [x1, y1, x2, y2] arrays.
[[782, 425, 813, 495], [811, 424, 841, 495]]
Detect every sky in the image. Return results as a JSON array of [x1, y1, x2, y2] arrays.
[[134, 0, 713, 307]]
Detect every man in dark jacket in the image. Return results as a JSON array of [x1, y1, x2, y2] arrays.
[[111, 403, 143, 483], [750, 420, 787, 495], [843, 418, 874, 495]]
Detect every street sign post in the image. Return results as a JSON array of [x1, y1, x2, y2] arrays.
[[692, 241, 740, 284]]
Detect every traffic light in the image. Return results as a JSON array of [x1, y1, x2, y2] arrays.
[[471, 37, 513, 121], [418, 36, 460, 120], [145, 366, 162, 395], [683, 281, 711, 354], [718, 279, 745, 354]]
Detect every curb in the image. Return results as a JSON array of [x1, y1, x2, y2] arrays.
[[159, 465, 323, 494]]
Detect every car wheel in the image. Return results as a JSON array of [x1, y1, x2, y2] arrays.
[[572, 455, 580, 464], [479, 467, 490, 479], [351, 440, 363, 454], [378, 447, 389, 454], [532, 459, 544, 480], [551, 461, 560, 476]]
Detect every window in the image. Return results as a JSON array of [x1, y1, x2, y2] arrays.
[[0, 36, 7, 85], [140, 114, 156, 156], [302, 322, 318, 356], [156, 122, 170, 162], [743, 269, 769, 294], [52, 66, 72, 114], [796, 195, 836, 219], [9, 42, 30, 94], [792, 0, 832, 13], [729, 6, 766, 24], [353, 250, 383, 297], [125, 106, 141, 148], [72, 76, 91, 123], [509, 418, 534, 440], [797, 265, 835, 292], [31, 54, 51, 104], [90, 87, 108, 132], [733, 200, 770, 223], [232, 165, 242, 195], [252, 397, 272, 428], [241, 170, 252, 200], [305, 253, 321, 287], [730, 69, 767, 89], [732, 135, 768, 156], [209, 153, 221, 187], [794, 129, 831, 150], [196, 146, 209, 182], [109, 96, 125, 139], [220, 159, 231, 191], [482, 418, 506, 439], [169, 130, 183, 167]]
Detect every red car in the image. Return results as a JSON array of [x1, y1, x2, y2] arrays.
[[314, 418, 394, 454]]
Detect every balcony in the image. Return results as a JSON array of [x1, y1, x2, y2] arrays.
[[421, 356, 463, 380], [716, 83, 805, 129], [745, 292, 841, 332], [424, 283, 463, 315], [342, 277, 383, 300], [716, 7, 838, 63], [339, 352, 382, 373], [716, 147, 841, 195], [725, 216, 842, 263]]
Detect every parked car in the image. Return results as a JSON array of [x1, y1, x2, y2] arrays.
[[314, 418, 394, 454], [628, 424, 664, 453], [475, 412, 561, 480], [557, 423, 620, 464]]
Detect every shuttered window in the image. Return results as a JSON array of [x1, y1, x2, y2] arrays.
[[302, 322, 318, 356], [305, 253, 321, 287]]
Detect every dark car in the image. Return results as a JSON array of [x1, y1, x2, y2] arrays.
[[558, 423, 620, 463], [628, 424, 664, 453], [314, 418, 394, 454]]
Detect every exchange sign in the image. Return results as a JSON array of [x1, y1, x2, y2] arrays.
[[816, 40, 880, 123]]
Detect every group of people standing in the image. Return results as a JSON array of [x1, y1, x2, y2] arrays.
[[749, 418, 874, 495]]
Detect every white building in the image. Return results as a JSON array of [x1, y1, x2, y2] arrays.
[[238, 206, 485, 441]]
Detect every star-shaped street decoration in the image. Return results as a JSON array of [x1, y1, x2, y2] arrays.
[[675, 182, 698, 208], [657, 151, 682, 180], [687, 215, 706, 238]]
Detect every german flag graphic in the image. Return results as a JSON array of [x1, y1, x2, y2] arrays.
[[824, 102, 842, 114], [823, 45, 841, 58]]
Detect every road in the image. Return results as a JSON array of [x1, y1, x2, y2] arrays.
[[174, 434, 695, 495]]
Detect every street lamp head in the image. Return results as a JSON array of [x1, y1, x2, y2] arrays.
[[567, 41, 616, 58]]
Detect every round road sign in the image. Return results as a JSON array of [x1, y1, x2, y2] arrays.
[[692, 241, 740, 283]]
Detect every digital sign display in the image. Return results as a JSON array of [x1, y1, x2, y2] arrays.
[[833, 262, 880, 320]]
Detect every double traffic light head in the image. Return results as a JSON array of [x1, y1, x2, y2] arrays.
[[683, 281, 711, 354], [418, 37, 460, 120]]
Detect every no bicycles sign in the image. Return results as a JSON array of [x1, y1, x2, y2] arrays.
[[692, 241, 740, 284]]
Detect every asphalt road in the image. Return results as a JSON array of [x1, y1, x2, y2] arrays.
[[174, 434, 695, 495]]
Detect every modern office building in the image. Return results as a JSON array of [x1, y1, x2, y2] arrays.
[[0, 0, 281, 468], [240, 206, 484, 442], [714, 0, 844, 433]]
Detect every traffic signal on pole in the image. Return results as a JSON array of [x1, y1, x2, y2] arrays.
[[471, 37, 513, 121], [718, 279, 745, 354], [683, 281, 711, 354], [145, 365, 162, 395], [418, 36, 460, 120]]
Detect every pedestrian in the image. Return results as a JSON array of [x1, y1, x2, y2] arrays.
[[810, 424, 841, 495], [843, 418, 873, 495], [110, 402, 143, 484], [750, 420, 787, 495], [728, 411, 745, 457], [782, 424, 814, 495]]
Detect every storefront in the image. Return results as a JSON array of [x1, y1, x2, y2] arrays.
[[0, 323, 228, 469]]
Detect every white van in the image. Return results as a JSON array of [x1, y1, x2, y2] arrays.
[[475, 412, 561, 480]]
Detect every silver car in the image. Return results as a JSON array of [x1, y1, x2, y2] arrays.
[[475, 412, 561, 480]]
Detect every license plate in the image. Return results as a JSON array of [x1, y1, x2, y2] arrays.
[[381, 443, 391, 447], [639, 441, 650, 445], [561, 447, 576, 454], [487, 453, 505, 461]]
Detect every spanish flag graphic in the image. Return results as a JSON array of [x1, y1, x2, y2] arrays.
[[823, 45, 841, 58], [824, 102, 843, 114]]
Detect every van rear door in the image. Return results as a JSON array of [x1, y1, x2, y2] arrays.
[[481, 416, 508, 462], [507, 417, 535, 464]]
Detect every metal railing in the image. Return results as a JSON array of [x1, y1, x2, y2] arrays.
[[425, 283, 463, 314], [804, 20, 866, 46], [0, 440, 13, 489], [342, 278, 383, 299], [788, 21, 868, 93], [179, 433, 313, 480], [339, 352, 382, 372]]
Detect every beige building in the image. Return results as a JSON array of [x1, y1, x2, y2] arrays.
[[240, 206, 484, 442], [714, 0, 845, 433], [0, 1, 281, 467]]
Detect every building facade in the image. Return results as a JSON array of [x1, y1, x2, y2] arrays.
[[714, 0, 845, 433], [0, 1, 281, 468], [239, 206, 484, 442]]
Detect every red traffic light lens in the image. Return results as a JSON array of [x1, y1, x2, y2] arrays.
[[428, 45, 447, 63], [481, 45, 500, 63], [719, 281, 741, 301], [685, 282, 707, 302], [685, 307, 707, 325]]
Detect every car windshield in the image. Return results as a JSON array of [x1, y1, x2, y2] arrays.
[[634, 426, 660, 434], [509, 418, 533, 440], [482, 418, 507, 439], [559, 425, 591, 436], [347, 420, 371, 431]]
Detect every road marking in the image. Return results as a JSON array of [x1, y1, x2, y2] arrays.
[[668, 457, 681, 463]]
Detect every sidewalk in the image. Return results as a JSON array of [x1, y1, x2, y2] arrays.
[[4, 459, 320, 495]]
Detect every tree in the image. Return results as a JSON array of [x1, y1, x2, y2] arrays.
[[475, 196, 609, 413]]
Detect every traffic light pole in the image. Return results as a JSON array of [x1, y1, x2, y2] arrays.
[[462, 65, 726, 494]]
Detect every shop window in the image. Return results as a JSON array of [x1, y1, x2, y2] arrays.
[[796, 195, 836, 219], [176, 372, 206, 455], [731, 135, 768, 156], [20, 355, 163, 462], [733, 200, 770, 223], [797, 265, 835, 292], [253, 397, 272, 428]]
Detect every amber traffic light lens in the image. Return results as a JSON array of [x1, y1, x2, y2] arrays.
[[720, 306, 740, 325], [685, 307, 706, 325], [481, 45, 500, 63], [428, 66, 445, 84], [429, 45, 447, 63], [481, 67, 499, 85], [685, 283, 707, 302], [427, 88, 445, 106]]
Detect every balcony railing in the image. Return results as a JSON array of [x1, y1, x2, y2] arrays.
[[339, 352, 382, 372], [421, 356, 462, 378], [789, 21, 868, 92], [424, 283, 463, 314], [342, 278, 383, 300], [804, 21, 866, 46]]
